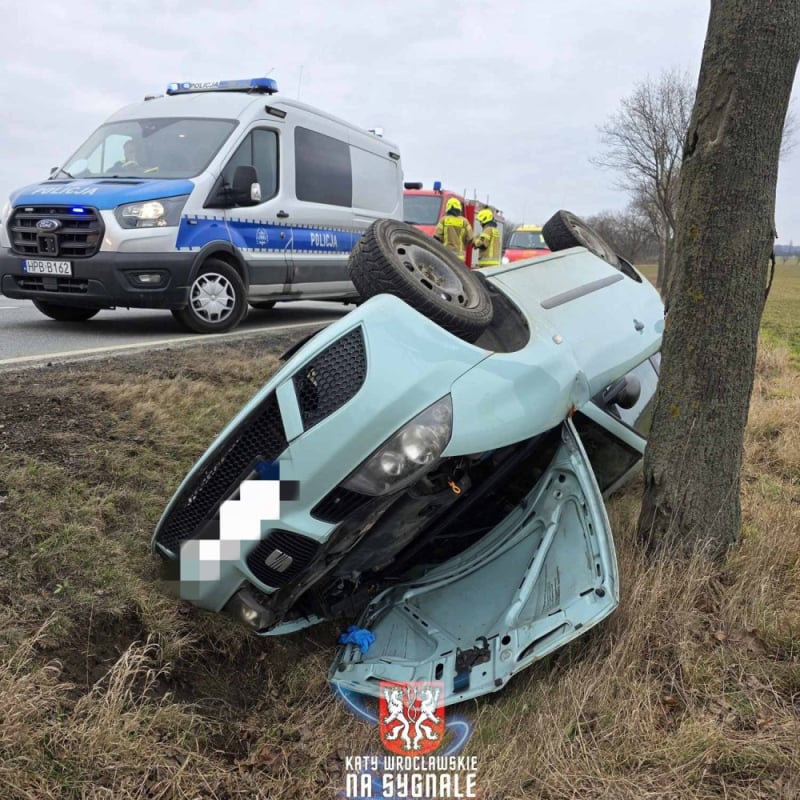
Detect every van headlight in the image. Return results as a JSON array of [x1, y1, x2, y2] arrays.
[[114, 195, 189, 229], [343, 396, 453, 496], [1, 199, 11, 225]]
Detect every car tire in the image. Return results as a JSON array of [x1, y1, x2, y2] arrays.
[[348, 219, 493, 342], [32, 301, 100, 322], [249, 300, 276, 310], [542, 210, 620, 268], [172, 258, 247, 333]]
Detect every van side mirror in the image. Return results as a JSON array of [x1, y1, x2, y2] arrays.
[[601, 374, 641, 410], [232, 165, 261, 206]]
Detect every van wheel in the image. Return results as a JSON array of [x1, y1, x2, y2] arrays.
[[542, 210, 619, 267], [172, 258, 247, 333], [348, 219, 493, 342], [32, 301, 100, 322], [249, 301, 276, 310]]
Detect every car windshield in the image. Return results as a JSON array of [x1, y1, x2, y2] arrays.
[[403, 194, 443, 225], [509, 230, 547, 249], [59, 117, 238, 180]]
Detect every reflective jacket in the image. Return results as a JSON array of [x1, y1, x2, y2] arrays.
[[473, 222, 501, 267], [434, 213, 474, 260]]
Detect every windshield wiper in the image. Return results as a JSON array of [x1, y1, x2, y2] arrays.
[[50, 168, 74, 179]]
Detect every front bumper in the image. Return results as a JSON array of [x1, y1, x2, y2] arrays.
[[152, 295, 492, 614], [0, 249, 195, 309]]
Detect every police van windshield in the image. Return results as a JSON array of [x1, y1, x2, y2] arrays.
[[60, 118, 238, 180], [403, 194, 443, 225]]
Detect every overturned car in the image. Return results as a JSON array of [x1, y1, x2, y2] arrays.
[[153, 211, 664, 705]]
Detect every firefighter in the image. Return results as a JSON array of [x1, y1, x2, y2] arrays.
[[433, 197, 473, 261], [473, 208, 502, 268]]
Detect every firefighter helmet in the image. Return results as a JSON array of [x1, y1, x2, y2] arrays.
[[477, 208, 494, 225], [445, 197, 463, 214]]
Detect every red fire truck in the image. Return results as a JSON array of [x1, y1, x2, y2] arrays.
[[403, 181, 504, 268]]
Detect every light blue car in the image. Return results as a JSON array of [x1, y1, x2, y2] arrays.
[[153, 211, 664, 705]]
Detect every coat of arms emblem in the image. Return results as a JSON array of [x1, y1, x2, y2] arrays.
[[379, 681, 445, 755]]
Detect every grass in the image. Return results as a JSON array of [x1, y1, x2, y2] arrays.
[[0, 273, 798, 798], [636, 258, 800, 365]]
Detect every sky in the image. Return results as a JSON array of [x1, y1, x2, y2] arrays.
[[1, 0, 798, 243]]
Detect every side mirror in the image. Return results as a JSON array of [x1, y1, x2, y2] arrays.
[[602, 374, 641, 410], [232, 165, 261, 206]]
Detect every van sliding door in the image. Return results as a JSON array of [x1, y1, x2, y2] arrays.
[[286, 126, 354, 299]]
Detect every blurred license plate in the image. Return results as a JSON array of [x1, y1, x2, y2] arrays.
[[22, 259, 73, 276]]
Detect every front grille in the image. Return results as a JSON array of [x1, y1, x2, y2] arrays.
[[155, 392, 287, 554], [311, 485, 371, 523], [9, 205, 104, 258], [14, 275, 89, 293], [246, 529, 320, 588], [292, 327, 366, 429]]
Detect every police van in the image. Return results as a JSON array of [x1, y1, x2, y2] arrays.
[[0, 78, 403, 332]]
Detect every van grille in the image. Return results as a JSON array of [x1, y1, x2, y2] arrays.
[[155, 392, 287, 554], [9, 205, 104, 258], [13, 276, 89, 293], [293, 327, 367, 429]]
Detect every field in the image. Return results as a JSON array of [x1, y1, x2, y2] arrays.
[[637, 260, 800, 364], [0, 267, 798, 799]]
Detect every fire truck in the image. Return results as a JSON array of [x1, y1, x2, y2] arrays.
[[402, 181, 504, 268]]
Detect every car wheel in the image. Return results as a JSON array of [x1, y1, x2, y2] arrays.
[[172, 258, 247, 333], [348, 219, 493, 342], [32, 300, 100, 322], [249, 300, 276, 310], [542, 210, 619, 268]]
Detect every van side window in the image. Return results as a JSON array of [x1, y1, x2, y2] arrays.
[[221, 129, 278, 201], [351, 146, 399, 213], [295, 127, 352, 207]]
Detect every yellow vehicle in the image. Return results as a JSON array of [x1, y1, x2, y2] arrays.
[[502, 224, 550, 263]]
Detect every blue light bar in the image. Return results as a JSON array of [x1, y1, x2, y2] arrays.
[[166, 78, 279, 96]]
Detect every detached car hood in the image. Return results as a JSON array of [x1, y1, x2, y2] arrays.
[[331, 419, 617, 704]]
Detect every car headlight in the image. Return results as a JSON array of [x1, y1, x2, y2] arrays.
[[501, 256, 510, 264], [343, 396, 453, 496], [1, 199, 11, 225], [114, 195, 189, 229]]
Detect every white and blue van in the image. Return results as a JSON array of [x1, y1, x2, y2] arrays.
[[0, 78, 403, 332]]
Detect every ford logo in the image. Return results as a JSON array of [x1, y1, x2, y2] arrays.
[[36, 218, 61, 232]]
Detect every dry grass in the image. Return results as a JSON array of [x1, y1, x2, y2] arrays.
[[0, 317, 799, 798]]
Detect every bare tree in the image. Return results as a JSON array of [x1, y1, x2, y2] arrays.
[[637, 0, 800, 559], [594, 69, 694, 294], [585, 207, 658, 264]]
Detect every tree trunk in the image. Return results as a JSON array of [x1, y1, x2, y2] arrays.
[[637, 0, 800, 559], [656, 235, 667, 291]]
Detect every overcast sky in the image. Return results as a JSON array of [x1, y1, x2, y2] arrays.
[[1, 1, 798, 242]]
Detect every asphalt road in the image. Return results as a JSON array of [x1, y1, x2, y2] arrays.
[[0, 297, 351, 368]]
